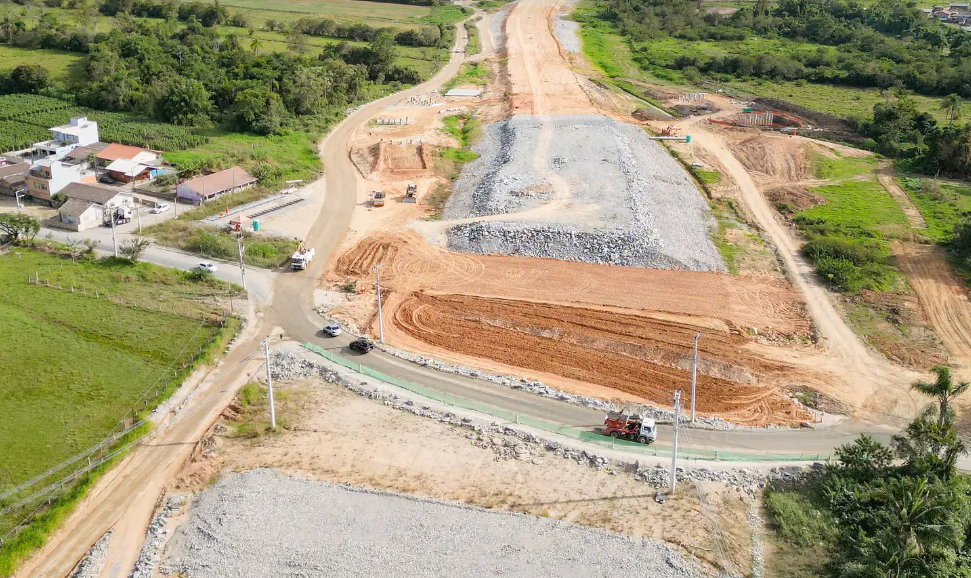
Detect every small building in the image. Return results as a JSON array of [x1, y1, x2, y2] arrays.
[[60, 182, 133, 208], [57, 198, 105, 231], [62, 143, 109, 166], [104, 159, 154, 183], [25, 159, 83, 203], [96, 143, 163, 167], [0, 173, 26, 197], [33, 117, 100, 160], [176, 166, 258, 203]]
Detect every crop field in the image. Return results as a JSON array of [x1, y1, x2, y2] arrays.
[[0, 250, 238, 539]]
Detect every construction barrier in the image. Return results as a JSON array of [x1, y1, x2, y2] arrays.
[[302, 343, 830, 463]]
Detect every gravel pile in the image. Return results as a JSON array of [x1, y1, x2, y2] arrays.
[[164, 469, 705, 578], [444, 114, 725, 272], [70, 530, 113, 578], [489, 2, 514, 52], [130, 495, 186, 578]]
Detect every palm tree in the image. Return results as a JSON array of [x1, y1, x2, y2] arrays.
[[912, 366, 970, 426], [250, 36, 263, 55], [942, 93, 962, 125]]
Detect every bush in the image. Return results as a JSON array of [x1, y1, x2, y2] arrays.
[[765, 488, 837, 547], [803, 236, 897, 292]]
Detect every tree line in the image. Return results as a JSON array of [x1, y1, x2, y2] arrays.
[[603, 0, 971, 98]]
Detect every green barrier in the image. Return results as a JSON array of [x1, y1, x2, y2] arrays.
[[302, 343, 830, 463]]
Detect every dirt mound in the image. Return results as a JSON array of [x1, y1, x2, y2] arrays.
[[733, 137, 812, 181], [764, 186, 826, 214], [330, 231, 811, 337], [388, 292, 812, 426]]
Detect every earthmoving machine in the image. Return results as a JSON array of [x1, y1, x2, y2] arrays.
[[402, 183, 417, 204], [649, 125, 691, 143], [372, 190, 386, 207], [601, 412, 656, 444], [291, 244, 315, 270], [660, 125, 680, 137]]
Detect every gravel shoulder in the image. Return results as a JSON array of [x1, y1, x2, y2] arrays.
[[164, 469, 708, 578]]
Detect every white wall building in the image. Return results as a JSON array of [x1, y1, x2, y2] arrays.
[[33, 117, 100, 160], [25, 159, 83, 203]]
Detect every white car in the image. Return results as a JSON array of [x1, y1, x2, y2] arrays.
[[323, 323, 342, 337], [196, 262, 217, 273], [150, 203, 170, 214]]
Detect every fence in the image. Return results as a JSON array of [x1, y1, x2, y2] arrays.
[[301, 344, 830, 463]]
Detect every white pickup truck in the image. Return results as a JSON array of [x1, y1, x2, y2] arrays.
[[291, 247, 315, 270]]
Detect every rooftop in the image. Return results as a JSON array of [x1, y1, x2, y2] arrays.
[[181, 166, 258, 195], [58, 198, 97, 218], [50, 117, 98, 136], [97, 143, 158, 162], [105, 159, 151, 176], [60, 182, 123, 204]]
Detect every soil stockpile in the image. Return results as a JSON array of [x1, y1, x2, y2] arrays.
[[444, 114, 725, 272], [164, 469, 705, 578], [389, 292, 813, 426]]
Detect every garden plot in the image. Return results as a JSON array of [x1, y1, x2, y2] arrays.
[[443, 114, 725, 271]]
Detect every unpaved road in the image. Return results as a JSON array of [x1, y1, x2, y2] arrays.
[[681, 118, 922, 420], [877, 165, 927, 230]]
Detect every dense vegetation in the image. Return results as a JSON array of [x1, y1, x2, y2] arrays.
[[767, 367, 971, 578]]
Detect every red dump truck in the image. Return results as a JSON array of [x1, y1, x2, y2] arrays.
[[602, 412, 657, 444]]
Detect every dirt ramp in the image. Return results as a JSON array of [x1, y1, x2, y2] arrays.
[[388, 292, 812, 426], [733, 136, 812, 181]]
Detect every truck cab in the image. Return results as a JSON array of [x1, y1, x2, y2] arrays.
[[602, 412, 656, 444]]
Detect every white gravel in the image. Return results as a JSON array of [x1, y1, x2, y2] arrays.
[[163, 469, 706, 578], [554, 0, 581, 53], [444, 114, 725, 271], [489, 2, 514, 52]]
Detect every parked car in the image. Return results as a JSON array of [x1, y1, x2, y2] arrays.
[[196, 262, 217, 273], [150, 203, 170, 214], [349, 338, 374, 353], [323, 323, 342, 337], [99, 175, 116, 185]]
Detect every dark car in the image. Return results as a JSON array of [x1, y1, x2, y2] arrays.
[[349, 338, 374, 354]]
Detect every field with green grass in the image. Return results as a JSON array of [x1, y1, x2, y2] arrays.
[[0, 46, 83, 84], [0, 248, 240, 571], [900, 177, 971, 242], [144, 220, 299, 268], [223, 0, 431, 22]]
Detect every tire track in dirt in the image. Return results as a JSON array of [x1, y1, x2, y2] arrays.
[[894, 242, 971, 364], [388, 292, 813, 426], [878, 166, 927, 229]]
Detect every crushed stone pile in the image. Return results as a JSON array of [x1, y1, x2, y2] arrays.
[[444, 114, 725, 272], [163, 469, 706, 578]]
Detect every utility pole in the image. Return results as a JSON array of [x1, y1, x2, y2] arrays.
[[236, 233, 247, 290], [136, 206, 142, 234], [14, 189, 24, 214], [373, 263, 384, 343], [262, 338, 276, 430], [109, 204, 118, 258], [670, 389, 682, 494], [690, 332, 701, 423]]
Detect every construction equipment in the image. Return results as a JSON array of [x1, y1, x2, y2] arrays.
[[290, 247, 315, 270], [601, 412, 657, 444], [402, 183, 418, 204], [103, 206, 132, 226], [372, 190, 386, 207], [660, 125, 680, 137]]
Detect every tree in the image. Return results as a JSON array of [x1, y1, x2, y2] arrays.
[[0, 213, 39, 243], [119, 237, 151, 262], [942, 93, 962, 125], [229, 87, 284, 135], [155, 77, 213, 126], [9, 64, 49, 93], [912, 366, 969, 427], [250, 35, 263, 55]]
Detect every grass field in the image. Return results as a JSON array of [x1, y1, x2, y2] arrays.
[[900, 177, 971, 242], [0, 249, 239, 542], [801, 179, 911, 238], [0, 45, 83, 84], [222, 0, 430, 22], [144, 220, 299, 268]]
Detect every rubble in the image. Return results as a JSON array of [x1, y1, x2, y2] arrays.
[[130, 495, 186, 578], [70, 530, 113, 578]]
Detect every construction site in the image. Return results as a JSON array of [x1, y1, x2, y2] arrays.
[[22, 0, 971, 576]]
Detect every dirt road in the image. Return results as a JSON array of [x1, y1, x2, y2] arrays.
[[506, 0, 595, 115], [877, 165, 927, 230], [894, 242, 971, 366], [681, 119, 921, 420]]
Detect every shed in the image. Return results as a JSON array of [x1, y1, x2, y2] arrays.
[[58, 198, 103, 231], [176, 167, 258, 203], [104, 159, 153, 183]]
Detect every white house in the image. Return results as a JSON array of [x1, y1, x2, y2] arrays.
[[25, 159, 82, 203], [33, 117, 100, 160], [57, 198, 104, 231], [177, 166, 258, 203]]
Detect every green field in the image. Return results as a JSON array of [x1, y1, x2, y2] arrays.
[[0, 249, 239, 546], [222, 0, 431, 22], [900, 177, 971, 242], [144, 220, 300, 268], [0, 45, 83, 83]]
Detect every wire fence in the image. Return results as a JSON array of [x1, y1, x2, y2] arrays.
[[301, 343, 831, 463]]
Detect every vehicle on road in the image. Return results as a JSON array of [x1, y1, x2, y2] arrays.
[[349, 338, 374, 353], [372, 190, 386, 207], [151, 203, 170, 214], [602, 412, 656, 444], [291, 246, 315, 270], [103, 206, 132, 226], [323, 323, 342, 337], [402, 183, 417, 204], [196, 262, 217, 273]]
